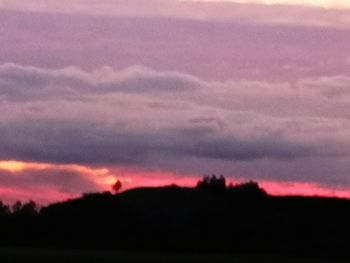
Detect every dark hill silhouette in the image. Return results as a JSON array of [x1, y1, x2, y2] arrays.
[[1, 178, 350, 259]]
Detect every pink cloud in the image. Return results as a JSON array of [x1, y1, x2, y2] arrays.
[[1, 10, 349, 82], [0, 1, 349, 27]]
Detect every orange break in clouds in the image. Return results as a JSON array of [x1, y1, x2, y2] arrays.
[[1, 160, 350, 204], [0, 160, 198, 204], [0, 160, 114, 187], [0, 160, 116, 204], [0, 161, 30, 172]]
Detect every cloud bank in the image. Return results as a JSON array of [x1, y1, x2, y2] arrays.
[[1, 63, 349, 162], [1, 63, 350, 193]]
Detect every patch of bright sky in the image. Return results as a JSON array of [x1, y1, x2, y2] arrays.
[[182, 0, 350, 9]]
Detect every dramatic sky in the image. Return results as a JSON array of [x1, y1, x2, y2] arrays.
[[0, 0, 350, 203]]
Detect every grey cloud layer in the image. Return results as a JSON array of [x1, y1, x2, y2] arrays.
[[1, 63, 349, 168], [0, 64, 200, 102]]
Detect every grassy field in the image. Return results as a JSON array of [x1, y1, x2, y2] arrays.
[[0, 248, 347, 263]]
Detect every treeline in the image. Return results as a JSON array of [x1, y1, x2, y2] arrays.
[[0, 176, 350, 259], [0, 200, 39, 216]]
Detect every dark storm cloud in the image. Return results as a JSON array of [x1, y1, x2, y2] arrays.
[[0, 117, 346, 166]]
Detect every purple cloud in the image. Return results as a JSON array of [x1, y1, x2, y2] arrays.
[[1, 9, 350, 81], [0, 63, 350, 189]]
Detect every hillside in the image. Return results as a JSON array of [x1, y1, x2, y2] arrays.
[[1, 182, 350, 259]]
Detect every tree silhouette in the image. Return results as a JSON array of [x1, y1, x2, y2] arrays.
[[196, 174, 226, 192], [12, 200, 22, 214], [21, 200, 39, 215], [112, 180, 123, 193], [0, 201, 10, 216], [12, 200, 38, 215]]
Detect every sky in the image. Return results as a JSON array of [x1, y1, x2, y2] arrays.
[[0, 0, 350, 204]]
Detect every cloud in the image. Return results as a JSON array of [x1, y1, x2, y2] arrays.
[[1, 10, 349, 83], [0, 167, 98, 193], [214, 0, 350, 9], [1, 160, 350, 205], [1, 62, 350, 194], [299, 75, 350, 99], [0, 160, 198, 204], [1, 63, 350, 166], [0, 161, 115, 204], [0, 63, 201, 102], [0, 1, 349, 28], [1, 2, 350, 201]]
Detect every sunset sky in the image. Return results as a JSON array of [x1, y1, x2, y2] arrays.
[[0, 0, 350, 204]]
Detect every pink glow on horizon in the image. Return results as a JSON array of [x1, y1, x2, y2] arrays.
[[111, 170, 350, 199], [0, 186, 78, 205], [108, 167, 198, 190], [259, 181, 350, 199], [1, 160, 350, 204]]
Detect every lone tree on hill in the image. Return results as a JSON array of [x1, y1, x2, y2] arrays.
[[112, 180, 123, 193]]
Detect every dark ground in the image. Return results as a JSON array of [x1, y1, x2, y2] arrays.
[[2, 179, 350, 261], [0, 247, 346, 263]]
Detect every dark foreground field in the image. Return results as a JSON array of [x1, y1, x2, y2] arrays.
[[0, 248, 346, 263]]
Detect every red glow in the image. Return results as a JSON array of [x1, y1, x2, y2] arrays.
[[0, 186, 77, 205], [108, 168, 350, 199], [108, 167, 197, 190], [259, 181, 350, 199], [1, 160, 350, 204]]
